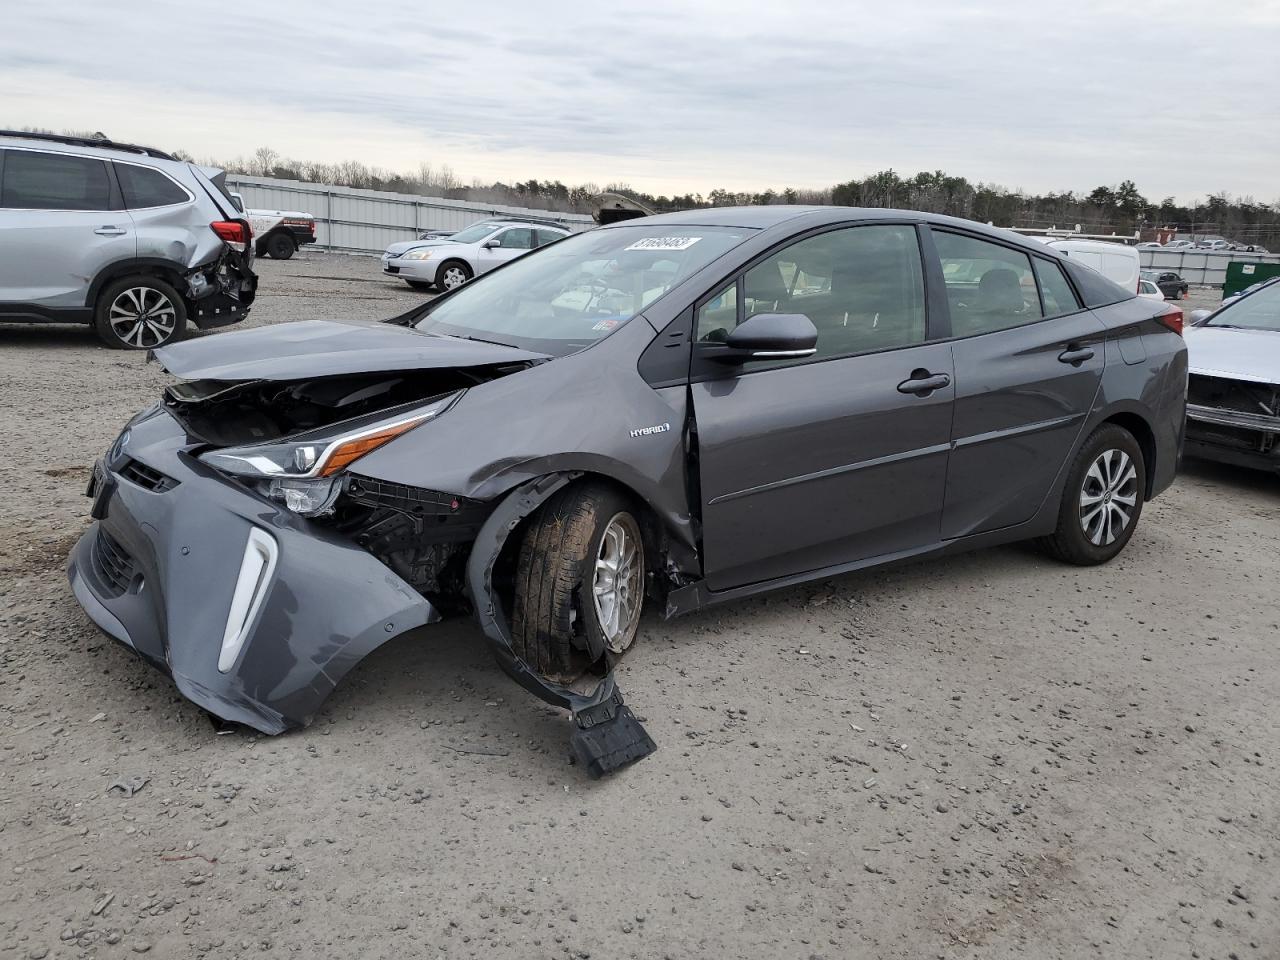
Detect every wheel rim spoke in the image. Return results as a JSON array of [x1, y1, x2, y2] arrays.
[[1079, 447, 1139, 546], [592, 514, 642, 654], [109, 287, 175, 347]]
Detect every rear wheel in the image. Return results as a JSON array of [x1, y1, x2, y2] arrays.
[[1037, 424, 1145, 565], [437, 260, 472, 291], [265, 232, 296, 260], [93, 276, 187, 350], [511, 484, 645, 679]]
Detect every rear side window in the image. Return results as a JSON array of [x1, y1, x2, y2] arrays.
[[934, 231, 1043, 336], [1, 150, 111, 210], [116, 163, 190, 208], [1060, 257, 1135, 308], [535, 229, 565, 247], [1034, 257, 1081, 317]]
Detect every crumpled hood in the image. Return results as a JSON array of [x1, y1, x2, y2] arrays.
[[384, 239, 455, 258], [1185, 326, 1280, 385], [153, 318, 548, 381]]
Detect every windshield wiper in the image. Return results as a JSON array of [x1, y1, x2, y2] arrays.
[[445, 333, 517, 349]]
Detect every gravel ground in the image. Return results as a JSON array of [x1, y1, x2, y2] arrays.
[[2, 253, 1277, 960]]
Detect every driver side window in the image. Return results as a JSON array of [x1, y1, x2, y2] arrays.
[[494, 228, 534, 250], [695, 224, 926, 364]]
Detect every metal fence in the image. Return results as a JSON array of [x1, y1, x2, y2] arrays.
[[224, 175, 595, 255], [1139, 247, 1280, 288]]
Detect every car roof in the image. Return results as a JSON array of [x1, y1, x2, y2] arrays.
[[602, 205, 1067, 256], [0, 130, 192, 174]]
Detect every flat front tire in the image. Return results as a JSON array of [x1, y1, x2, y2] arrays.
[[1037, 424, 1146, 565], [93, 276, 188, 350], [510, 484, 645, 679]]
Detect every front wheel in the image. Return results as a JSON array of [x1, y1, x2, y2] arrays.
[[511, 484, 645, 679], [436, 260, 472, 291], [1036, 424, 1146, 565]]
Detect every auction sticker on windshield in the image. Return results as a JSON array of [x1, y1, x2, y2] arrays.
[[625, 237, 702, 251]]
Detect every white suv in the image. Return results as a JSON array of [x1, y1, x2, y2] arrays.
[[381, 219, 570, 291], [0, 131, 257, 349]]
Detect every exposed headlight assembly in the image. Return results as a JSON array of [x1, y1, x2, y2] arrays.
[[200, 391, 462, 516]]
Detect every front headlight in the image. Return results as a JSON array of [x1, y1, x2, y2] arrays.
[[401, 248, 436, 261], [199, 391, 462, 515]]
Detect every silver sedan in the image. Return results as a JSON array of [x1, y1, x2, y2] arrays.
[[381, 220, 570, 291]]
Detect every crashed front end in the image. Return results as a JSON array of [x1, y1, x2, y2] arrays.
[[69, 403, 445, 733], [67, 319, 657, 773], [1185, 374, 1280, 473]]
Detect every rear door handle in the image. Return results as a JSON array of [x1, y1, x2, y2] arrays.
[[94, 226, 127, 237], [1058, 345, 1095, 365], [896, 371, 951, 396]]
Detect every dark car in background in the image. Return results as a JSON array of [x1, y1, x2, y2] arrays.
[[69, 206, 1187, 775], [1144, 270, 1189, 301]]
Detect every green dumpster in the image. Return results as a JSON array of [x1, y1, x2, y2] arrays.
[[1223, 261, 1280, 299]]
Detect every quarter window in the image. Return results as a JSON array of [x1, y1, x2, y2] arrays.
[[116, 163, 189, 208], [1034, 257, 1081, 317], [696, 224, 926, 364], [534, 229, 566, 247], [935, 232, 1044, 336], [1, 150, 111, 210]]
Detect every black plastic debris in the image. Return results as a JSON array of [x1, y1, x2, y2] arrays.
[[570, 690, 657, 779]]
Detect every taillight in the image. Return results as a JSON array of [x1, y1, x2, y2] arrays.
[[1155, 307, 1183, 336], [211, 221, 248, 244]]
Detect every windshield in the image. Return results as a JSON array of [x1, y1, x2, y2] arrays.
[[1209, 281, 1280, 332], [448, 222, 505, 245], [414, 224, 754, 356]]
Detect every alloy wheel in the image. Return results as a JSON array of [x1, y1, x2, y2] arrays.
[[1079, 448, 1138, 546], [108, 286, 177, 348], [592, 513, 643, 654]]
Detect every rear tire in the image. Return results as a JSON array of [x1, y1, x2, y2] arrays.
[[1036, 424, 1146, 566], [93, 276, 188, 350], [265, 232, 296, 260], [510, 484, 645, 679]]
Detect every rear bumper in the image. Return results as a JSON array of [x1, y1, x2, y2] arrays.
[[66, 412, 439, 733]]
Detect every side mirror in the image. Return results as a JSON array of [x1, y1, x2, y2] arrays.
[[710, 312, 818, 363], [482, 238, 501, 249], [1188, 309, 1213, 326]]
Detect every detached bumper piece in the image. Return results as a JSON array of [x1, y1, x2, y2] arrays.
[[570, 690, 657, 779], [467, 473, 657, 777]]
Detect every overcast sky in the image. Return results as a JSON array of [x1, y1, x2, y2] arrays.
[[5, 1, 1279, 202]]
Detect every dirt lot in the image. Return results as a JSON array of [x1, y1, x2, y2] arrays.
[[2, 254, 1277, 960]]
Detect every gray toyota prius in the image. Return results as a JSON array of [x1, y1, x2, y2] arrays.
[[69, 206, 1187, 775]]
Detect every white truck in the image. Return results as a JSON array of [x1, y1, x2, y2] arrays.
[[229, 192, 317, 260]]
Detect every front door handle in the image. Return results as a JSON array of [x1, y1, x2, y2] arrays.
[[896, 370, 951, 396], [94, 226, 127, 237], [1058, 344, 1095, 365]]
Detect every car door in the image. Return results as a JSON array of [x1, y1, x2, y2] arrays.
[[474, 227, 535, 275], [931, 228, 1107, 539], [0, 148, 134, 310], [691, 223, 955, 591]]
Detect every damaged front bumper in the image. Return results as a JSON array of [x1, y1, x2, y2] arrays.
[[67, 410, 438, 733], [1185, 403, 1280, 473]]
